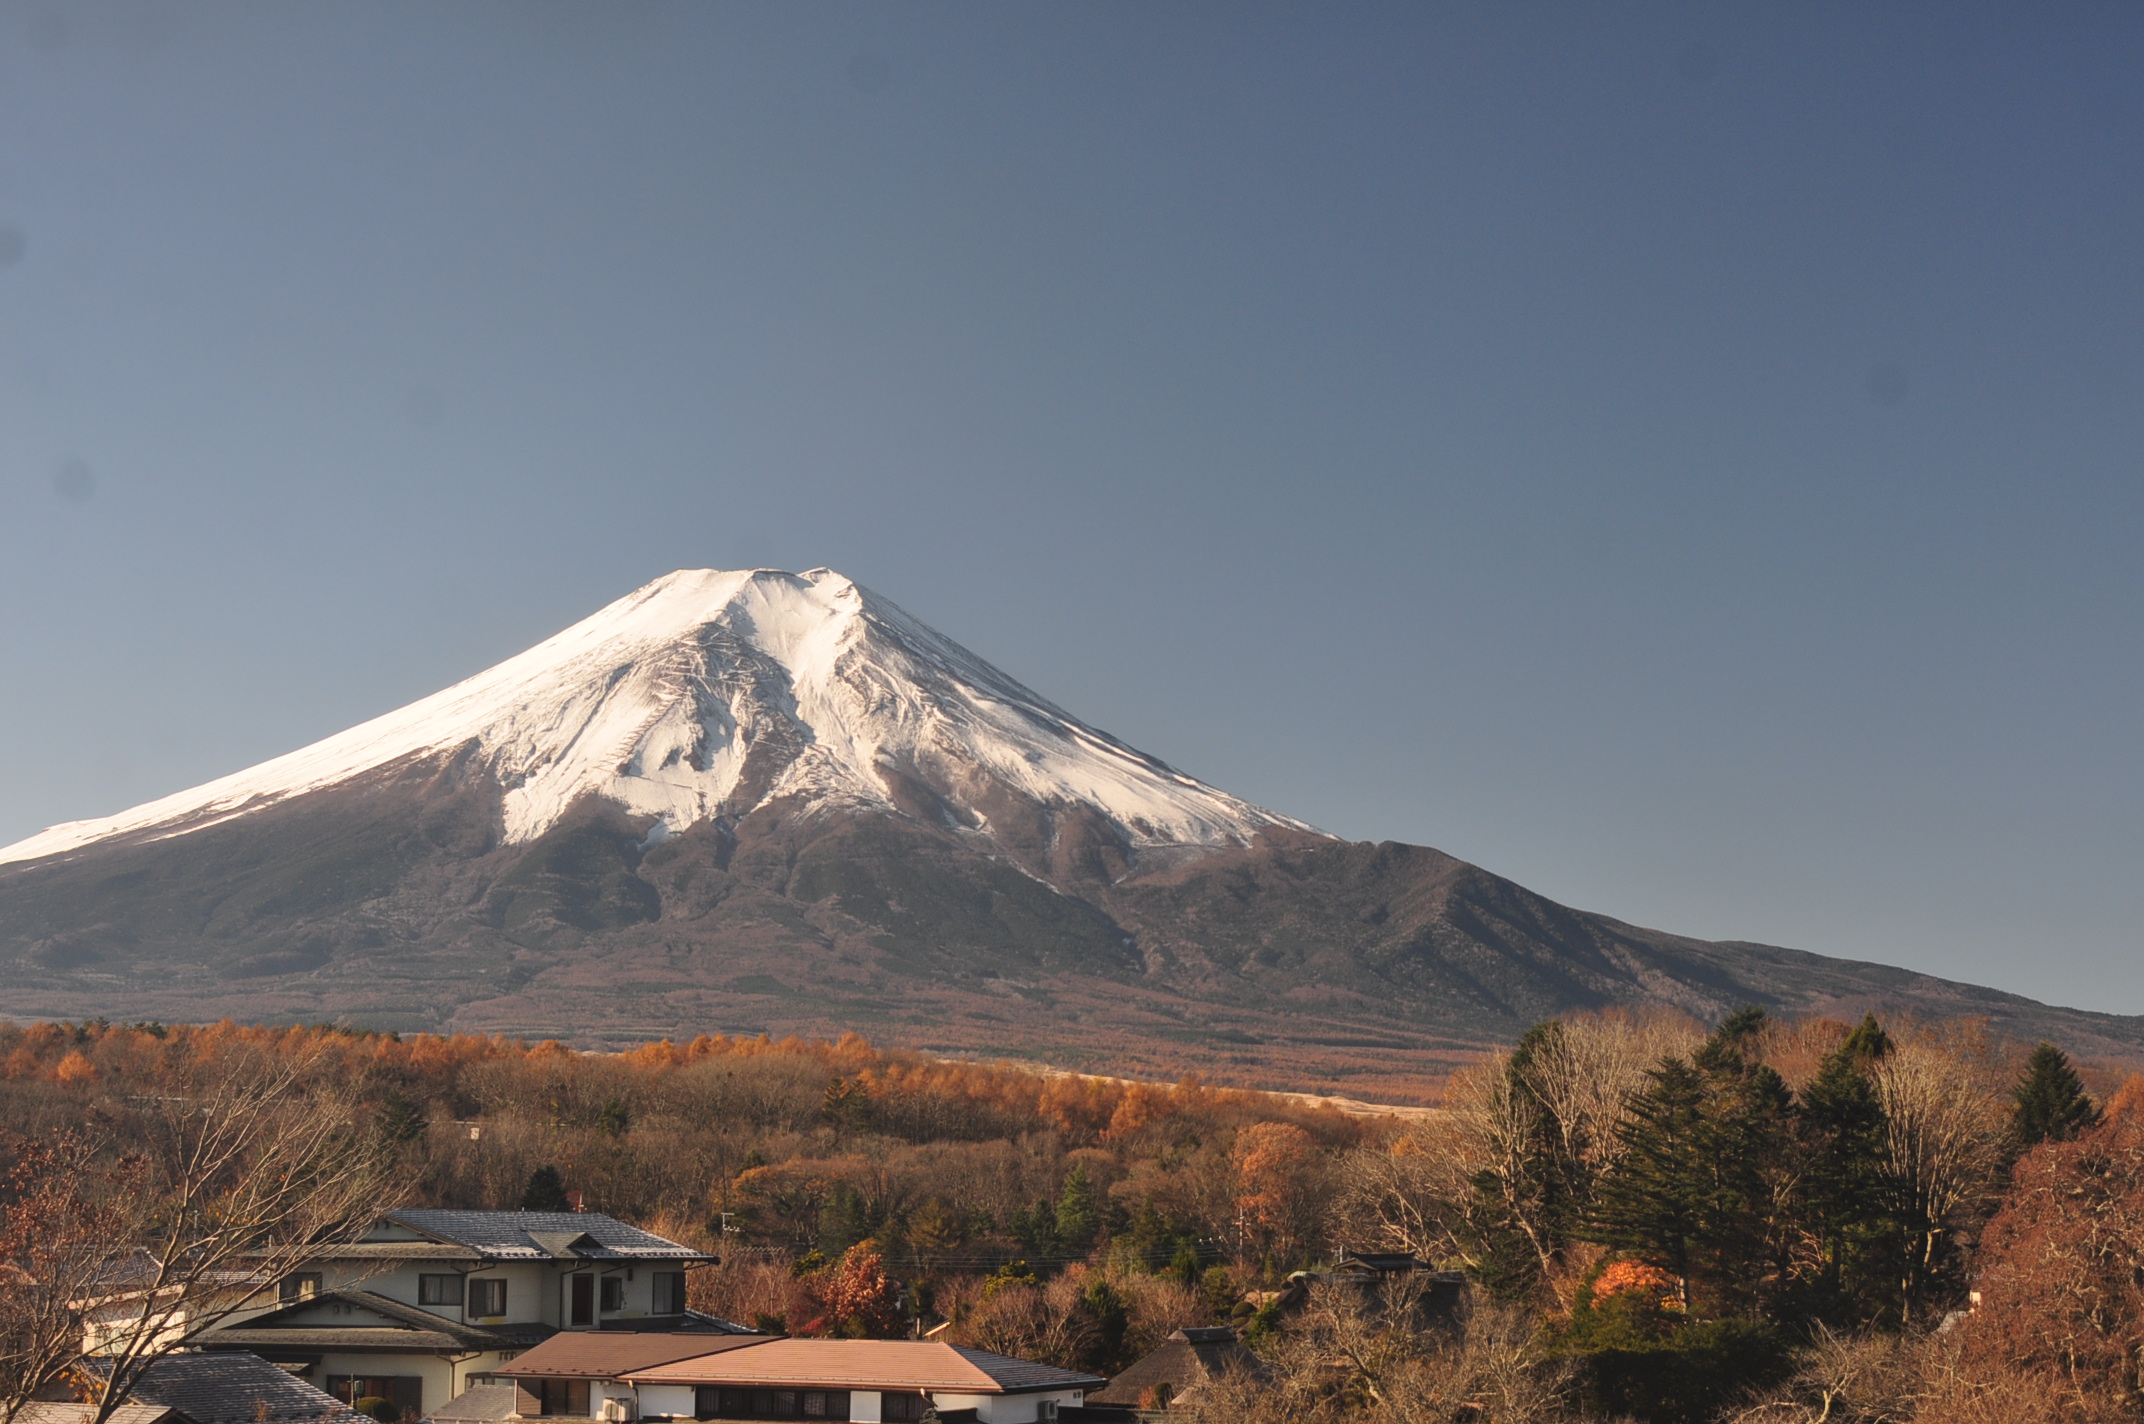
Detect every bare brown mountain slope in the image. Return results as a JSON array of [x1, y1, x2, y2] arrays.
[[1, 756, 2135, 1100]]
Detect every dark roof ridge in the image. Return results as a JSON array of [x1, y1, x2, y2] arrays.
[[946, 1344, 1108, 1390], [382, 1210, 714, 1262], [194, 1289, 506, 1350]]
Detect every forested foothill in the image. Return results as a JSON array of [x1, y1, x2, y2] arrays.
[[4, 1013, 2144, 1422]]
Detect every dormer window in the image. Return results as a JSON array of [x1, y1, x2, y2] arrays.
[[278, 1273, 322, 1304]]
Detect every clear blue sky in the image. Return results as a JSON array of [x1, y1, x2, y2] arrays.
[[2, 5, 2140, 1012]]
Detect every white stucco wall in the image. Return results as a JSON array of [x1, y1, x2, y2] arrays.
[[309, 1258, 684, 1330], [951, 1390, 1085, 1423], [634, 1384, 697, 1419], [314, 1351, 459, 1414]]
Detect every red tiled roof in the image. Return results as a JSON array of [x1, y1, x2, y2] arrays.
[[625, 1341, 1104, 1394]]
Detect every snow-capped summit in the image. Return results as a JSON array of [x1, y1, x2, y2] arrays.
[[0, 568, 1318, 867]]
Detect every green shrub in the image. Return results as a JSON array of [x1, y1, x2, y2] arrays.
[[1564, 1319, 1792, 1424]]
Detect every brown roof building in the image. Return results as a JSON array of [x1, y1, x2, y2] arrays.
[[465, 1332, 775, 1423], [625, 1339, 1106, 1423]]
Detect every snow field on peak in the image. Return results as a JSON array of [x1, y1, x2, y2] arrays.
[[0, 568, 1318, 867]]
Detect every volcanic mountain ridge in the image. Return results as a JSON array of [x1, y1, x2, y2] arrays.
[[2, 567, 2133, 1097]]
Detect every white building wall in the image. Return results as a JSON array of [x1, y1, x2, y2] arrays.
[[847, 1392, 883, 1423], [261, 1254, 687, 1333], [635, 1384, 697, 1419], [314, 1351, 459, 1415], [946, 1390, 1085, 1423]]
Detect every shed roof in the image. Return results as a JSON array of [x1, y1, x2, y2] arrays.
[[422, 1383, 520, 1424], [500, 1332, 771, 1379], [626, 1341, 1103, 1395]]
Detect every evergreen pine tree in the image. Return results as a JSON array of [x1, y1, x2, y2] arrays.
[[1081, 1277, 1129, 1369], [1588, 1056, 1709, 1288], [818, 1183, 871, 1255], [1123, 1198, 1170, 1269], [1057, 1164, 1101, 1256], [1013, 1199, 1059, 1259], [1587, 1008, 1799, 1316], [1840, 1013, 1892, 1065], [2013, 1042, 2100, 1147], [1794, 1026, 1897, 1324], [375, 1088, 426, 1145], [520, 1164, 571, 1211]]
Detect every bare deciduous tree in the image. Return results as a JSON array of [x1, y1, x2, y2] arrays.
[[1334, 1125, 1476, 1265], [1869, 1032, 2008, 1319], [1, 1048, 397, 1424], [1181, 1281, 1579, 1424], [1514, 1008, 1703, 1179], [1722, 1324, 1931, 1423], [1404, 1009, 1701, 1292]]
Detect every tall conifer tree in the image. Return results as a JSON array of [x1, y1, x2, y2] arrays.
[[1588, 1008, 1798, 1316], [1057, 1164, 1101, 1255], [2012, 1042, 2099, 1147], [1794, 1017, 1896, 1323]]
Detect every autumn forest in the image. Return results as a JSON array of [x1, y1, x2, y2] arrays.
[[4, 1011, 2144, 1423]]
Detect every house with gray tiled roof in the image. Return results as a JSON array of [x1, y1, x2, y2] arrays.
[[185, 1212, 726, 1420], [81, 1350, 364, 1424]]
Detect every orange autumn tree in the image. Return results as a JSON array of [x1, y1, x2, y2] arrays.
[[822, 1242, 906, 1338], [1232, 1122, 1319, 1263], [1961, 1112, 2144, 1420]]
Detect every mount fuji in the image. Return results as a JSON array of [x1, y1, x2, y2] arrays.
[[2, 568, 2137, 1092], [2, 568, 1310, 869]]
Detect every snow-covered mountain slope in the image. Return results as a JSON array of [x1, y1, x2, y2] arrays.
[[0, 568, 1320, 868]]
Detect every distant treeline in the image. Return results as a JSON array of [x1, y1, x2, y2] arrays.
[[7, 1013, 2144, 1421], [0, 1019, 1369, 1270]]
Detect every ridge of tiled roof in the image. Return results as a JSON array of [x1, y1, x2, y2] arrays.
[[498, 1331, 773, 1378], [189, 1290, 508, 1352], [384, 1211, 712, 1261]]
